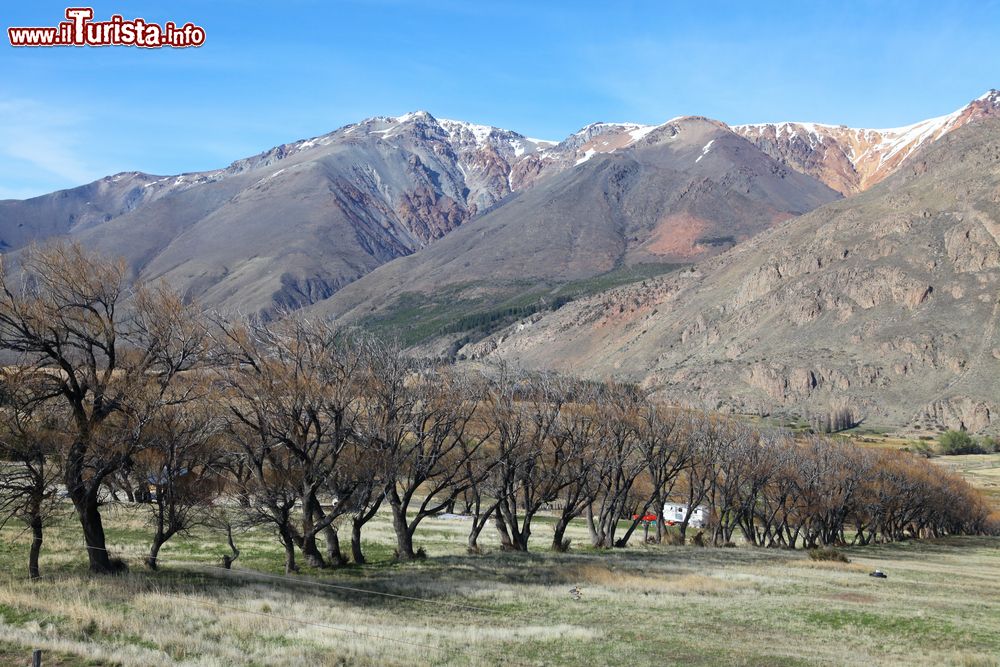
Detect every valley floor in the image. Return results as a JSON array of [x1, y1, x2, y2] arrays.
[[0, 506, 998, 666]]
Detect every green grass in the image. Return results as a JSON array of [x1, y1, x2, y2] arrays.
[[936, 452, 1000, 508]]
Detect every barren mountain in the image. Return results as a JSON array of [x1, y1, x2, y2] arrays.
[[470, 119, 1000, 433], [733, 90, 1000, 195], [2, 94, 997, 319], [1, 112, 564, 314], [0, 170, 206, 250], [315, 116, 839, 340], [77, 112, 569, 314]]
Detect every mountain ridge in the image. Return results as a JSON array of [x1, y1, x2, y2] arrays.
[[466, 117, 1000, 433], [0, 93, 997, 318], [731, 89, 1000, 194]]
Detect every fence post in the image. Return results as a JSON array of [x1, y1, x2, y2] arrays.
[[31, 649, 42, 667]]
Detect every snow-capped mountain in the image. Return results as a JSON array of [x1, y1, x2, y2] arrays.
[[222, 110, 560, 217], [1, 92, 997, 318], [732, 90, 1000, 194], [0, 110, 582, 315]]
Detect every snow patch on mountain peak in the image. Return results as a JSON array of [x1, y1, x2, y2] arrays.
[[976, 89, 1000, 103], [395, 110, 436, 124]]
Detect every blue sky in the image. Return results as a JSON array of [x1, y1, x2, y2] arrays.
[[1, 0, 998, 199]]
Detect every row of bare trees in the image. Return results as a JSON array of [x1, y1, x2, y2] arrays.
[[0, 243, 995, 579]]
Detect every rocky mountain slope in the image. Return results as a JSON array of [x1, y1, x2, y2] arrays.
[[733, 90, 1000, 195], [315, 116, 840, 340], [71, 112, 568, 314], [0, 170, 205, 250], [1, 93, 997, 319], [1, 112, 568, 315], [470, 119, 1000, 433]]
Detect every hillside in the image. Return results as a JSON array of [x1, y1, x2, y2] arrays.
[[316, 117, 839, 344], [1, 112, 568, 315], [470, 119, 1000, 433], [1, 95, 997, 318]]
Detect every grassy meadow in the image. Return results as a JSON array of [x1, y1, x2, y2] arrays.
[[0, 498, 998, 666]]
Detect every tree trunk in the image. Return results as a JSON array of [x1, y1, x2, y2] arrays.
[[390, 501, 416, 560], [615, 517, 643, 548], [301, 532, 327, 569], [66, 437, 116, 574], [494, 507, 515, 551], [28, 514, 42, 580], [221, 525, 240, 569], [76, 494, 115, 573], [514, 526, 530, 551], [147, 530, 166, 570], [586, 505, 604, 547], [507, 510, 531, 551], [279, 527, 298, 574], [350, 519, 365, 564], [300, 498, 327, 568], [323, 524, 346, 567], [468, 522, 485, 553], [552, 516, 571, 552], [386, 487, 419, 561]]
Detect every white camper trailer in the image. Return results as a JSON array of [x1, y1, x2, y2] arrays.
[[663, 503, 708, 528]]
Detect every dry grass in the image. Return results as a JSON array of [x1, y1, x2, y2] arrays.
[[935, 453, 1000, 508], [559, 562, 738, 596], [0, 505, 997, 666]]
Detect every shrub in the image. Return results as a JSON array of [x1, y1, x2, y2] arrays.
[[937, 430, 986, 455], [978, 435, 1000, 453], [809, 547, 850, 563], [665, 532, 686, 546]]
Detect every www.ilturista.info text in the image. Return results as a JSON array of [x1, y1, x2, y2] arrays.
[[8, 7, 205, 48]]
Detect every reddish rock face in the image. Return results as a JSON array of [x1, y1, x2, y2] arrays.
[[733, 90, 1000, 195], [395, 186, 466, 244]]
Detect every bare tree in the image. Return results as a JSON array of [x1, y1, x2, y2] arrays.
[[0, 243, 209, 573], [458, 432, 501, 554], [0, 367, 63, 579], [484, 366, 569, 552], [358, 337, 487, 560], [633, 402, 689, 545], [672, 412, 724, 543], [549, 385, 602, 551], [706, 421, 763, 545], [217, 316, 360, 570], [340, 443, 388, 564], [587, 383, 646, 549], [132, 400, 226, 569]]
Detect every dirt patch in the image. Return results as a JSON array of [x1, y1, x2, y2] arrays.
[[642, 213, 711, 259]]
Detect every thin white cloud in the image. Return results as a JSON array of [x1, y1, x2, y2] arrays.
[[0, 98, 114, 197]]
